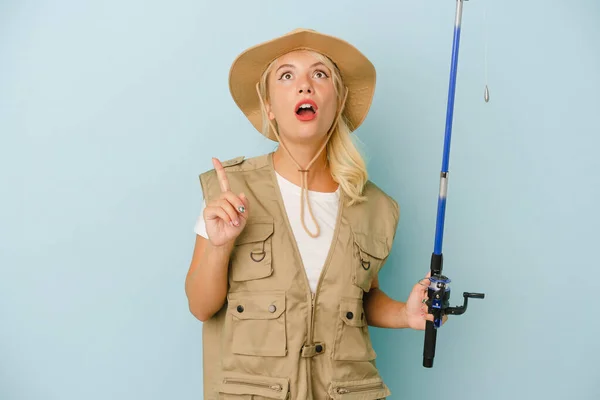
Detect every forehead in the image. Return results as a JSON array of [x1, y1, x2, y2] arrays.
[[273, 50, 328, 69]]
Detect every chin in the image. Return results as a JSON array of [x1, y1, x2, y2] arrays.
[[277, 117, 333, 144], [292, 126, 328, 143]]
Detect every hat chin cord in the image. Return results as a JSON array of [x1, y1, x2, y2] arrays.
[[255, 83, 348, 238]]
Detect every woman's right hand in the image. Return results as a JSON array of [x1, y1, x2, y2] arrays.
[[203, 157, 250, 248]]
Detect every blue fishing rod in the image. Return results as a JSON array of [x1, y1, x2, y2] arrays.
[[423, 0, 485, 368]]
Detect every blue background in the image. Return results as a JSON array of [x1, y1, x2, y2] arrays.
[[1, 0, 599, 399]]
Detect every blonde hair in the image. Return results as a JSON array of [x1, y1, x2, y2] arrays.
[[258, 50, 369, 206]]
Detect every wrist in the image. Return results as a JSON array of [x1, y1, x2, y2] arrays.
[[210, 239, 234, 251], [397, 301, 410, 329], [207, 239, 235, 259]]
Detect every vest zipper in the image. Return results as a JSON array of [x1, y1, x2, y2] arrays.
[[306, 191, 344, 398], [222, 378, 283, 392], [334, 382, 384, 395], [309, 292, 316, 343], [267, 153, 346, 399]]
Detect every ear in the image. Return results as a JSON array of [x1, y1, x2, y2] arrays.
[[265, 102, 276, 121]]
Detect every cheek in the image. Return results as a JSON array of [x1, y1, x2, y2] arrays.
[[320, 92, 338, 119], [267, 90, 291, 119], [316, 81, 336, 105], [270, 101, 288, 121]]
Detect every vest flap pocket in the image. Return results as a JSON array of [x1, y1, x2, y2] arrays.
[[226, 291, 287, 357], [340, 298, 366, 327], [352, 232, 390, 292], [228, 291, 285, 320], [220, 372, 289, 399], [328, 377, 390, 399], [332, 298, 375, 361], [235, 217, 274, 245], [231, 217, 274, 282], [352, 232, 390, 260]]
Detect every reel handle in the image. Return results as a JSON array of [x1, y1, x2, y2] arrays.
[[446, 292, 486, 315]]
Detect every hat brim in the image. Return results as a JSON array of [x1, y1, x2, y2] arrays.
[[228, 29, 376, 141]]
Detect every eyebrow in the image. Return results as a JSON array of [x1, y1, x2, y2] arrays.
[[275, 62, 326, 74]]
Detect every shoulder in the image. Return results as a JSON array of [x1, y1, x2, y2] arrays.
[[344, 178, 400, 241], [199, 153, 270, 179], [197, 153, 271, 200], [346, 179, 401, 243], [362, 180, 400, 220]]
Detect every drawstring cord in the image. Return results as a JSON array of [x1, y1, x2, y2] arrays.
[[255, 82, 348, 238]]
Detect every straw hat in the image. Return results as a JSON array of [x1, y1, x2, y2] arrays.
[[228, 28, 376, 141]]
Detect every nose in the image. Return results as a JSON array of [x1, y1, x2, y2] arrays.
[[297, 79, 313, 94]]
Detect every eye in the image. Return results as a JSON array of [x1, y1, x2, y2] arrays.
[[313, 70, 329, 79], [279, 72, 293, 80]]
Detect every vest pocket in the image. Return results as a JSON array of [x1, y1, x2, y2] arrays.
[[218, 372, 290, 399], [230, 217, 274, 282], [351, 232, 390, 292], [327, 377, 391, 399], [332, 297, 376, 361], [227, 291, 287, 357]]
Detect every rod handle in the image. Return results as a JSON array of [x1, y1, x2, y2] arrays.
[[423, 320, 437, 368]]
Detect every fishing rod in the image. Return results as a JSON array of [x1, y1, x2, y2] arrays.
[[423, 0, 485, 368]]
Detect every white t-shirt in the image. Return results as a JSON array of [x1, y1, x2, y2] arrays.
[[194, 171, 340, 293]]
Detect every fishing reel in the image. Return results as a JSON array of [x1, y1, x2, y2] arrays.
[[423, 253, 485, 368]]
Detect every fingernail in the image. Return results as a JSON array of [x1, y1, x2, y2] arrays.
[[233, 220, 239, 226]]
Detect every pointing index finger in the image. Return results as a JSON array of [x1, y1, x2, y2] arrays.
[[212, 157, 230, 192]]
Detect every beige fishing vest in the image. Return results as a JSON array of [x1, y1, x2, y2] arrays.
[[198, 152, 400, 400]]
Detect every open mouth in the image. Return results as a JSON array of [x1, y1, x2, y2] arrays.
[[295, 100, 318, 121], [296, 103, 316, 116]]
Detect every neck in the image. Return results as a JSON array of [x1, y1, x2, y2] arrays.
[[273, 143, 338, 193]]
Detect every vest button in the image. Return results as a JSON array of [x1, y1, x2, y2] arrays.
[[237, 305, 244, 313], [346, 311, 354, 320], [268, 305, 277, 313], [315, 344, 323, 353]]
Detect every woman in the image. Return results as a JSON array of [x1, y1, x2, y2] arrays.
[[185, 28, 443, 400]]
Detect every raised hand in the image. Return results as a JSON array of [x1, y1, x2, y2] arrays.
[[203, 158, 249, 247]]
